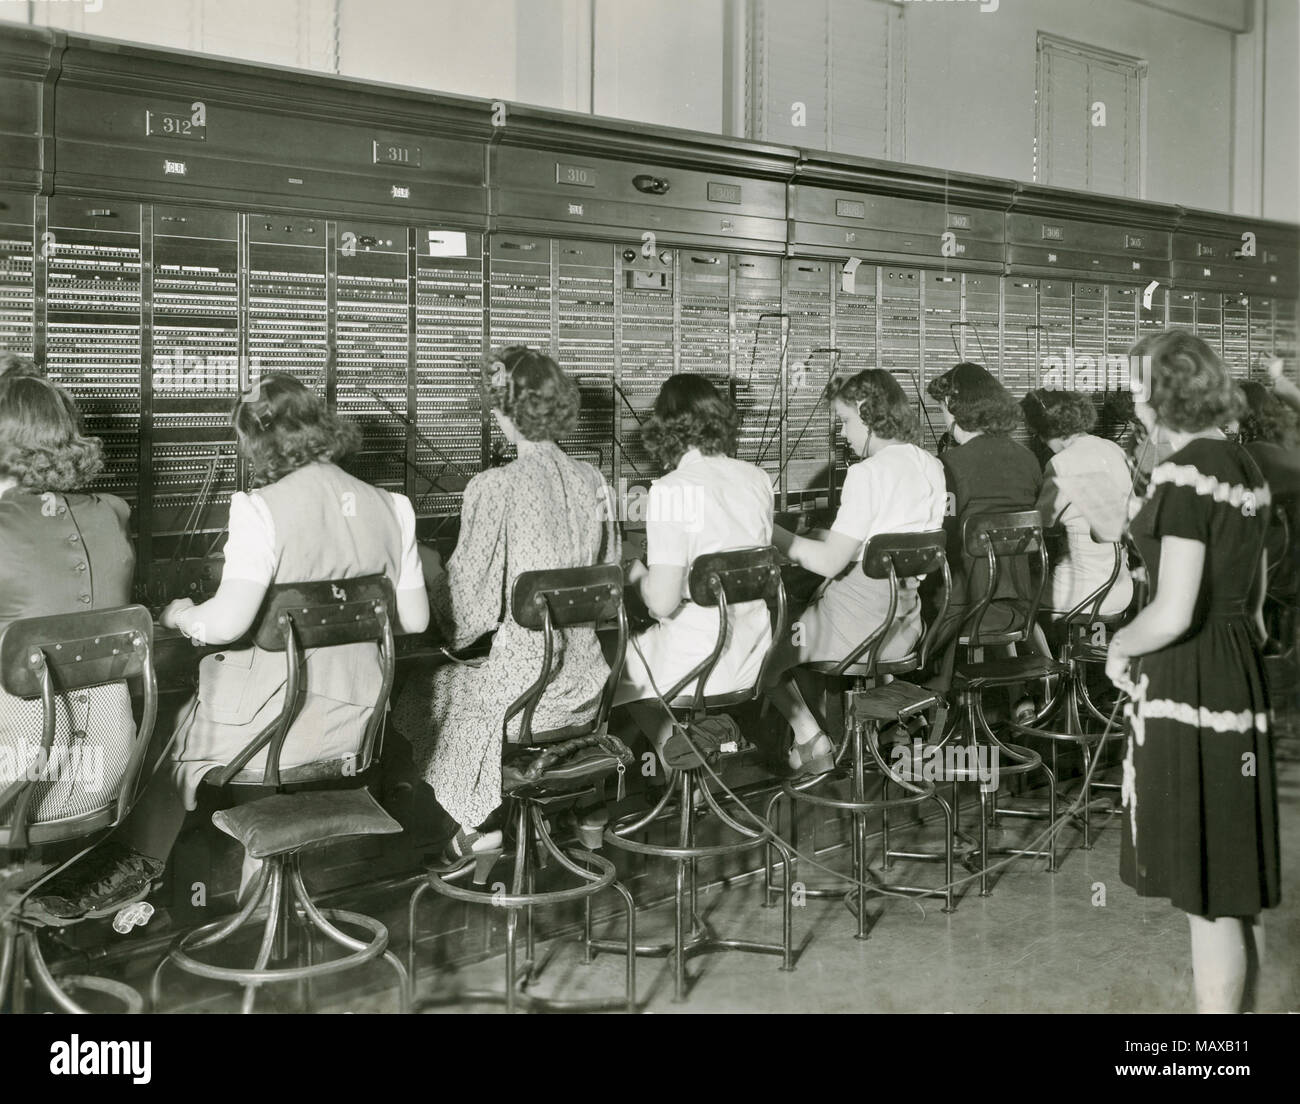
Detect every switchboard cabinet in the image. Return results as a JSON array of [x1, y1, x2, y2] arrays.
[[0, 24, 1296, 610]]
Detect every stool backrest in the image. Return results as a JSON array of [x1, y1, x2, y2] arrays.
[[669, 546, 787, 712], [208, 574, 396, 788], [960, 511, 1048, 648], [0, 605, 157, 849], [505, 564, 627, 744], [832, 529, 950, 676]]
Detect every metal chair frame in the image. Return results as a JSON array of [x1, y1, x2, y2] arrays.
[[928, 513, 1063, 896], [410, 564, 637, 1014], [151, 575, 410, 1014], [0, 604, 158, 1013], [762, 531, 958, 933], [593, 547, 797, 1003], [1001, 541, 1130, 849]]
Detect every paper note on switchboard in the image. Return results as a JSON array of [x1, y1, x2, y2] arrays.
[[842, 257, 863, 295]]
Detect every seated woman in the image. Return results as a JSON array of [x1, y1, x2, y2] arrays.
[[766, 369, 947, 776], [926, 362, 1042, 652], [1020, 388, 1134, 624], [114, 373, 429, 881], [392, 348, 620, 870], [0, 375, 154, 908], [0, 351, 44, 379], [614, 374, 774, 769]]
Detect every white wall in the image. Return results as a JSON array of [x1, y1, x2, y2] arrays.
[[899, 0, 1234, 211], [1, 0, 1293, 221]]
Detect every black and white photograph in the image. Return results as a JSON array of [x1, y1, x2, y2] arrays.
[[0, 0, 1296, 1039]]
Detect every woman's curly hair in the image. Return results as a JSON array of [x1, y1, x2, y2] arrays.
[[1130, 329, 1242, 432], [1020, 388, 1098, 441], [927, 361, 1021, 437], [1238, 379, 1299, 447], [830, 369, 919, 444], [486, 346, 579, 442], [0, 351, 44, 379], [641, 373, 737, 472], [0, 375, 104, 493], [232, 372, 362, 488]]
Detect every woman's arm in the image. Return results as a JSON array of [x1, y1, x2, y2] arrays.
[[162, 579, 267, 646], [1109, 535, 1205, 657], [626, 558, 686, 620], [780, 529, 861, 579]]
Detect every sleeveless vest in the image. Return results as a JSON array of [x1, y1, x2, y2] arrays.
[[221, 462, 405, 720]]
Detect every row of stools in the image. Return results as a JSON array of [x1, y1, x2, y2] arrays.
[[0, 510, 1127, 1013]]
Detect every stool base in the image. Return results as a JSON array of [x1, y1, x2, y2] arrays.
[[152, 851, 409, 1014], [598, 768, 795, 1003], [410, 800, 637, 1014]]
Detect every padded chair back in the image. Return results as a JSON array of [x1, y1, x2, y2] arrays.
[[0, 605, 157, 849], [504, 564, 627, 744], [208, 575, 396, 789], [668, 546, 787, 713], [829, 529, 951, 676], [960, 511, 1048, 648]]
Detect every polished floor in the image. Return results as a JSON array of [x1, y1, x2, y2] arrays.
[[332, 725, 1300, 1015]]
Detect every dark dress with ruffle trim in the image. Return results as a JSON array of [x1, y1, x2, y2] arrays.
[[1120, 438, 1280, 919]]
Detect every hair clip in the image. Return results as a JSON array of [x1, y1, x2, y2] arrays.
[[489, 360, 508, 392]]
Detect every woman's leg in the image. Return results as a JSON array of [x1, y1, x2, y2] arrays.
[[1187, 913, 1251, 1013], [117, 768, 190, 864], [767, 675, 823, 746]]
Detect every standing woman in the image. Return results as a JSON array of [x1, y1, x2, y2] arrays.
[[1107, 330, 1278, 1014], [393, 348, 620, 870], [614, 374, 774, 768], [118, 373, 430, 869], [766, 370, 947, 775]]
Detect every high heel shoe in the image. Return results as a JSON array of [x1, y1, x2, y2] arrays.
[[788, 733, 836, 781], [429, 828, 503, 886]]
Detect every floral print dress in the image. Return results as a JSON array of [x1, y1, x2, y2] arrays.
[[393, 441, 619, 829]]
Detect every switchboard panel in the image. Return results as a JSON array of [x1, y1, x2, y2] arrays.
[[334, 220, 409, 495], [732, 255, 785, 494], [414, 228, 484, 525], [246, 215, 327, 391], [147, 204, 239, 572], [0, 192, 33, 355], [617, 246, 676, 483], [556, 239, 615, 483], [44, 197, 142, 507], [494, 145, 788, 254]]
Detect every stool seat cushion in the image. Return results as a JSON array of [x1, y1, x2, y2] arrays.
[[954, 655, 1066, 689], [668, 688, 753, 712], [852, 680, 939, 723], [806, 653, 920, 680], [212, 789, 401, 859], [1074, 644, 1109, 664]]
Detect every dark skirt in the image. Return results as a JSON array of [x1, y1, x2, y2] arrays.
[[1119, 615, 1281, 919]]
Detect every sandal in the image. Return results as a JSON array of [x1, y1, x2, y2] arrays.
[[788, 733, 836, 781], [429, 828, 503, 885]]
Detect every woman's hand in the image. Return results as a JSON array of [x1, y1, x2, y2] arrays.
[[1105, 643, 1132, 692], [625, 558, 648, 586], [159, 597, 195, 632]]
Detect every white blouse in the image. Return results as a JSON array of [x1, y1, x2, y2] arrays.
[[830, 442, 948, 559]]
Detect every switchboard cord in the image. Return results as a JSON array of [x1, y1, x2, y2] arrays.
[[623, 628, 1126, 915], [771, 349, 842, 488]]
